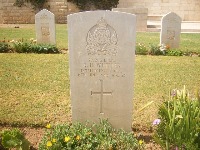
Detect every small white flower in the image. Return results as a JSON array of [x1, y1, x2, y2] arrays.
[[160, 43, 166, 51], [10, 40, 15, 43]]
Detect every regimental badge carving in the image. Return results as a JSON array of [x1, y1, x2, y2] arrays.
[[40, 13, 48, 20], [41, 26, 50, 41], [167, 29, 175, 40], [86, 18, 118, 56]]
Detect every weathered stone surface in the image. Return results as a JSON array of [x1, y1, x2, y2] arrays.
[[68, 10, 136, 131], [112, 8, 148, 31], [117, 0, 200, 21], [35, 9, 56, 44], [160, 12, 181, 48]]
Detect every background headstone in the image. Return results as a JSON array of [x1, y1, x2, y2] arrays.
[[68, 11, 136, 131], [35, 9, 56, 44], [160, 12, 181, 48]]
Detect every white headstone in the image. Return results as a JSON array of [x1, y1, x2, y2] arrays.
[[160, 12, 181, 48], [35, 9, 56, 44], [68, 11, 136, 131]]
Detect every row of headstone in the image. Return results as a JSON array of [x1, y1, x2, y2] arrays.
[[35, 9, 181, 49], [34, 9, 182, 131], [34, 9, 135, 131]]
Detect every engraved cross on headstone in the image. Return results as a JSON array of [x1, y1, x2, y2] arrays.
[[91, 79, 112, 114]]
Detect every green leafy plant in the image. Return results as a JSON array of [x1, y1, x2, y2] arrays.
[[10, 39, 60, 54], [0, 128, 30, 150], [148, 44, 163, 55], [39, 120, 144, 150], [136, 43, 148, 55], [153, 86, 200, 150], [166, 49, 183, 56], [11, 40, 32, 53], [0, 42, 10, 53], [29, 44, 60, 54], [68, 0, 119, 10]]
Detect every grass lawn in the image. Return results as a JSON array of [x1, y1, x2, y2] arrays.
[[0, 54, 70, 126], [0, 24, 200, 128], [0, 53, 200, 127], [137, 32, 200, 53], [0, 24, 68, 49], [1, 24, 200, 53]]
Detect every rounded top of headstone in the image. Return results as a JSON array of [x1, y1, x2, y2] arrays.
[[67, 10, 136, 20], [162, 12, 182, 21], [35, 9, 55, 18]]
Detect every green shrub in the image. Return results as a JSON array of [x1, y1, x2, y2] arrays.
[[153, 86, 200, 150], [12, 41, 32, 53], [0, 128, 30, 150], [39, 120, 143, 150], [10, 39, 60, 54], [93, 0, 119, 10], [148, 44, 163, 55], [0, 42, 10, 53], [30, 44, 60, 54], [136, 43, 148, 55], [68, 0, 119, 10], [166, 49, 183, 56]]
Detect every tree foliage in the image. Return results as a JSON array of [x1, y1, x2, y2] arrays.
[[68, 0, 119, 11]]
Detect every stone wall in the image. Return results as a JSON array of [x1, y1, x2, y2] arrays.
[[47, 0, 78, 23], [0, 2, 2, 23], [1, 0, 200, 23], [0, 0, 35, 24], [112, 8, 148, 32], [0, 0, 79, 24], [118, 0, 200, 21]]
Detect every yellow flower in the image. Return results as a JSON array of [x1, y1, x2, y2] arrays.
[[52, 138, 56, 143], [65, 136, 70, 142], [46, 124, 51, 129], [33, 40, 37, 44], [46, 141, 52, 147], [139, 140, 143, 145], [76, 135, 80, 140]]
